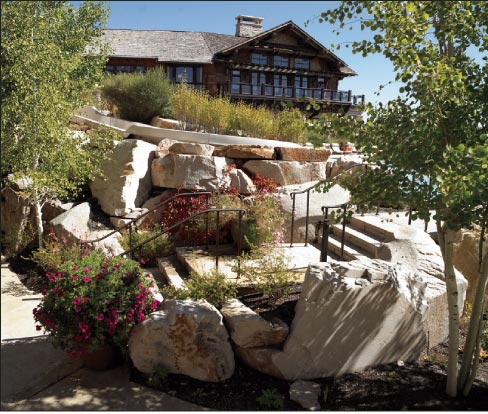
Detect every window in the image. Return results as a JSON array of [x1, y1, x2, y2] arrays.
[[295, 57, 310, 70], [273, 74, 288, 96], [295, 75, 309, 97], [167, 66, 203, 85], [273, 55, 288, 68], [231, 70, 241, 93], [251, 71, 266, 95], [251, 53, 268, 65]]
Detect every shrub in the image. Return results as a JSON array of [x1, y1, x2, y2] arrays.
[[33, 251, 161, 358], [101, 67, 173, 123], [256, 388, 284, 410], [32, 232, 85, 272], [118, 226, 174, 266], [161, 268, 237, 309]]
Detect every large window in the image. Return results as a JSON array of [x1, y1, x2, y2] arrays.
[[273, 55, 288, 68], [251, 71, 267, 95], [295, 57, 310, 70], [273, 74, 290, 96], [166, 66, 202, 85], [295, 75, 310, 98], [251, 53, 268, 65], [105, 65, 145, 74]]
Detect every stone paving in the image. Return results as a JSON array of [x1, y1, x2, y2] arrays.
[[0, 256, 206, 411]]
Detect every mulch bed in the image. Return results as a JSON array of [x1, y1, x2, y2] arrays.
[[11, 259, 488, 410]]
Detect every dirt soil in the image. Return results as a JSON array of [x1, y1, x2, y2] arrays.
[[12, 261, 488, 410]]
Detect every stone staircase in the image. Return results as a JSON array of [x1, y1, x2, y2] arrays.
[[155, 213, 415, 292]]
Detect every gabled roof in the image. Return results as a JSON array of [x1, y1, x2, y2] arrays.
[[216, 21, 356, 76], [102, 21, 356, 76], [102, 29, 246, 64]]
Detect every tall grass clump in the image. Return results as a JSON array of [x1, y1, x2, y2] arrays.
[[101, 67, 173, 123], [170, 84, 307, 143]]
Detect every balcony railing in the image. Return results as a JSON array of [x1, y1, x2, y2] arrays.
[[227, 82, 365, 105]]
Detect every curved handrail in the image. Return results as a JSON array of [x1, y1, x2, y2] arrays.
[[289, 163, 372, 247], [81, 191, 211, 245]]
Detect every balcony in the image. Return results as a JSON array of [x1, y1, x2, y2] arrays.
[[226, 82, 365, 105]]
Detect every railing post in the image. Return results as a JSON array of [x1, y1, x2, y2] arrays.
[[305, 190, 310, 246], [340, 204, 347, 260], [320, 207, 329, 262], [205, 194, 210, 249], [290, 194, 296, 247], [237, 210, 243, 279], [348, 90, 352, 102], [215, 210, 220, 271]]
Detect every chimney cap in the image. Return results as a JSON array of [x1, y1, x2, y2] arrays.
[[235, 15, 264, 24]]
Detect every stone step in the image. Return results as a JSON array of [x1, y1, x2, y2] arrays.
[[316, 233, 369, 261], [157, 255, 189, 290], [331, 224, 383, 257], [349, 215, 397, 242]]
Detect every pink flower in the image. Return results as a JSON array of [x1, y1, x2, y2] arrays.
[[83, 276, 91, 283], [96, 314, 104, 321], [150, 299, 160, 310], [71, 275, 78, 280], [95, 274, 102, 280], [75, 305, 82, 313], [72, 298, 81, 305], [137, 312, 146, 322], [117, 261, 123, 266], [140, 258, 146, 265], [84, 266, 91, 273], [67, 350, 78, 358], [81, 297, 89, 303], [41, 288, 47, 295], [72, 265, 78, 271]]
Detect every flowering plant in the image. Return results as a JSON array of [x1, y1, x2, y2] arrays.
[[33, 251, 160, 358]]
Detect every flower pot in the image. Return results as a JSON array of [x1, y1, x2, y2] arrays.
[[82, 344, 121, 371]]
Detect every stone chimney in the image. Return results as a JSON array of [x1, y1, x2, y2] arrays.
[[235, 15, 263, 38]]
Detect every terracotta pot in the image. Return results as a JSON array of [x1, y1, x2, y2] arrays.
[[82, 344, 121, 371]]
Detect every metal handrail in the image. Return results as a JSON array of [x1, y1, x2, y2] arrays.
[[116, 207, 246, 275], [289, 162, 371, 248], [80, 191, 211, 246]]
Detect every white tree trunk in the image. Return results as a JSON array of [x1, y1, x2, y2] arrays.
[[458, 251, 488, 395], [437, 222, 460, 398], [32, 189, 44, 248]]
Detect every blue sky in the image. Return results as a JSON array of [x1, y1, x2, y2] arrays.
[[99, 1, 397, 105]]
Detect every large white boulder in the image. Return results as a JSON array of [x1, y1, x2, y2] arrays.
[[90, 139, 156, 216], [236, 259, 458, 380], [128, 299, 235, 382], [243, 160, 327, 187], [169, 142, 214, 156], [326, 154, 364, 178], [228, 169, 256, 195], [48, 202, 123, 255], [220, 299, 289, 348], [151, 154, 232, 191]]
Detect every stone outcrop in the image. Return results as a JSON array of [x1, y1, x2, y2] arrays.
[[275, 147, 331, 162], [220, 299, 289, 348], [326, 154, 364, 178], [129, 299, 235, 382], [213, 145, 275, 160], [48, 202, 123, 255], [276, 182, 350, 243], [150, 116, 180, 130], [453, 226, 487, 308], [154, 138, 180, 157], [235, 259, 461, 380], [90, 139, 156, 216], [289, 380, 322, 411], [228, 169, 256, 194], [243, 160, 326, 187]]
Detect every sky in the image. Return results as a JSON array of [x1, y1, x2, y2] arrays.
[[97, 0, 398, 105]]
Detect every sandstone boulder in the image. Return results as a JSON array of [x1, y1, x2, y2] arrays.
[[213, 145, 275, 160], [90, 139, 156, 216], [326, 154, 364, 178], [237, 259, 459, 380], [221, 299, 289, 348], [129, 299, 235, 382], [275, 147, 331, 162], [152, 154, 233, 191], [154, 138, 180, 158], [169, 142, 214, 157], [228, 169, 256, 194], [49, 202, 123, 255], [150, 116, 180, 130], [243, 160, 326, 187]]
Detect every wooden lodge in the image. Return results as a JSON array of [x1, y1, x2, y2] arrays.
[[102, 15, 364, 117]]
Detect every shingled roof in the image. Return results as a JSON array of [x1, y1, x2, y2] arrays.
[[102, 29, 246, 64]]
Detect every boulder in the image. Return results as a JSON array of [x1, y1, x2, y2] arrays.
[[213, 145, 275, 160], [150, 116, 180, 130], [48, 202, 123, 255], [289, 380, 322, 411], [326, 154, 364, 178], [128, 299, 235, 382], [90, 139, 156, 216], [453, 226, 488, 308], [42, 200, 74, 223], [109, 209, 148, 229], [169, 142, 214, 157], [275, 181, 350, 243], [275, 147, 331, 162], [140, 190, 177, 225], [221, 299, 289, 348], [243, 160, 326, 187], [237, 259, 459, 380], [228, 169, 256, 195], [154, 139, 180, 158], [151, 154, 233, 191]]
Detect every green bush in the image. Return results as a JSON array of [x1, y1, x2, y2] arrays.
[[101, 67, 173, 123], [256, 388, 284, 410], [32, 232, 84, 272], [118, 227, 174, 266], [161, 268, 237, 309]]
